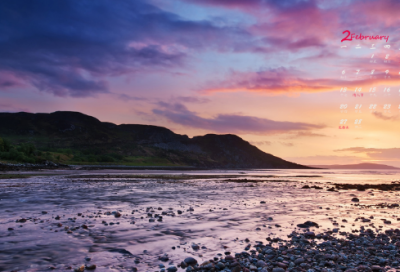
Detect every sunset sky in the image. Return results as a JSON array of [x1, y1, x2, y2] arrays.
[[1, 0, 400, 166]]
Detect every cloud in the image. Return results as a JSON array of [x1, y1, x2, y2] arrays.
[[199, 67, 400, 95], [184, 0, 319, 12], [184, 0, 400, 99], [0, 79, 19, 88], [250, 140, 294, 147], [2, 0, 399, 100], [249, 140, 272, 146], [340, 0, 400, 27], [186, 0, 336, 51], [152, 102, 325, 134], [185, 0, 400, 56], [117, 94, 148, 102], [131, 110, 159, 122], [174, 96, 211, 104], [286, 131, 328, 138], [372, 111, 399, 121], [184, 0, 263, 8], [0, 0, 252, 97], [279, 142, 294, 147], [335, 147, 400, 160], [0, 72, 25, 88]]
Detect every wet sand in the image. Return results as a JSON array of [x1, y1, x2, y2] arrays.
[[1, 169, 400, 271]]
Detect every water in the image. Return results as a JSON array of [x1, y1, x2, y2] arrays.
[[1, 169, 400, 271]]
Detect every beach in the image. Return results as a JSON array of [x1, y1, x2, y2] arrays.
[[1, 169, 400, 272]]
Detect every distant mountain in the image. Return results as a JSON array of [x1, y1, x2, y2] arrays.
[[0, 111, 309, 169], [310, 163, 399, 169]]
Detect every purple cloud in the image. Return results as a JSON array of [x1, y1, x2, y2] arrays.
[[0, 0, 251, 97], [174, 96, 211, 104], [153, 102, 325, 134], [117, 94, 148, 102], [372, 112, 399, 121]]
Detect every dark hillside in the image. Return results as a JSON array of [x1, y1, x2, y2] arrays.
[[0, 111, 309, 169]]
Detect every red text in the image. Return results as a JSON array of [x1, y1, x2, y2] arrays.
[[341, 30, 389, 42]]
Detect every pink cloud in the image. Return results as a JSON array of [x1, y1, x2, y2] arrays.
[[184, 0, 265, 9], [372, 112, 399, 121], [199, 67, 400, 95], [0, 72, 26, 89], [186, 0, 400, 55]]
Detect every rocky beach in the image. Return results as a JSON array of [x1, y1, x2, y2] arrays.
[[1, 169, 400, 272]]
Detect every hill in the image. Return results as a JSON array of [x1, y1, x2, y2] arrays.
[[0, 111, 309, 169], [309, 163, 399, 170]]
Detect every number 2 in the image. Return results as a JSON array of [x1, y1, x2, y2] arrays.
[[341, 30, 352, 42]]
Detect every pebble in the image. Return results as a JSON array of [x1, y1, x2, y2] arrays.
[[159, 255, 169, 262], [256, 260, 266, 267], [184, 257, 198, 265], [85, 264, 96, 270], [74, 265, 85, 272], [294, 258, 304, 265], [297, 221, 319, 228], [177, 226, 400, 272], [167, 266, 177, 272], [191, 244, 200, 250], [225, 255, 234, 261], [305, 231, 315, 238]]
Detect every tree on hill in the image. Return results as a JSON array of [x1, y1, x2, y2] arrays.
[[0, 137, 11, 152]]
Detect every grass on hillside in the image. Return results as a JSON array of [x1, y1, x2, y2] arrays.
[[0, 136, 184, 166]]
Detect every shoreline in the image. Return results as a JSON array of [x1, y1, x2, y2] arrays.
[[0, 162, 315, 172]]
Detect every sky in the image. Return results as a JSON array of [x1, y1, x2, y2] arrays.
[[1, 0, 400, 166]]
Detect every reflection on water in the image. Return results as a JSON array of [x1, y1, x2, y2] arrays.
[[1, 169, 400, 271]]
